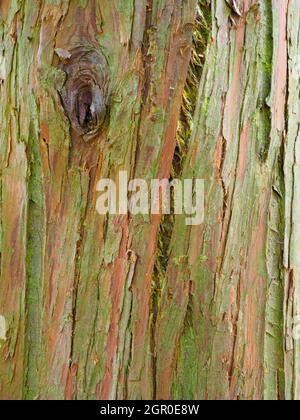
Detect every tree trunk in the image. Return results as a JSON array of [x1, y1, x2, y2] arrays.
[[0, 0, 299, 401]]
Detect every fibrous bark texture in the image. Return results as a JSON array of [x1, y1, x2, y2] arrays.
[[0, 0, 299, 401], [155, 0, 300, 400]]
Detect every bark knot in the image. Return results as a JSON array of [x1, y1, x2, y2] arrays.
[[59, 47, 109, 142]]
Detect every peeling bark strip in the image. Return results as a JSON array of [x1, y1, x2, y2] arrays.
[[0, 0, 299, 401]]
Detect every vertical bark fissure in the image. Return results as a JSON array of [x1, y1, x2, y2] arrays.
[[152, 0, 212, 400]]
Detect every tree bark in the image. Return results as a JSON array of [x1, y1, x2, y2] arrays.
[[0, 0, 299, 401], [155, 0, 299, 401]]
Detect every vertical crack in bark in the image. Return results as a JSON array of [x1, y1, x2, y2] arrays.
[[215, 91, 229, 299], [152, 0, 212, 399], [141, 0, 154, 105]]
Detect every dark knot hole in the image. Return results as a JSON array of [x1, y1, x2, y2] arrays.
[[75, 84, 105, 132], [77, 90, 94, 127]]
